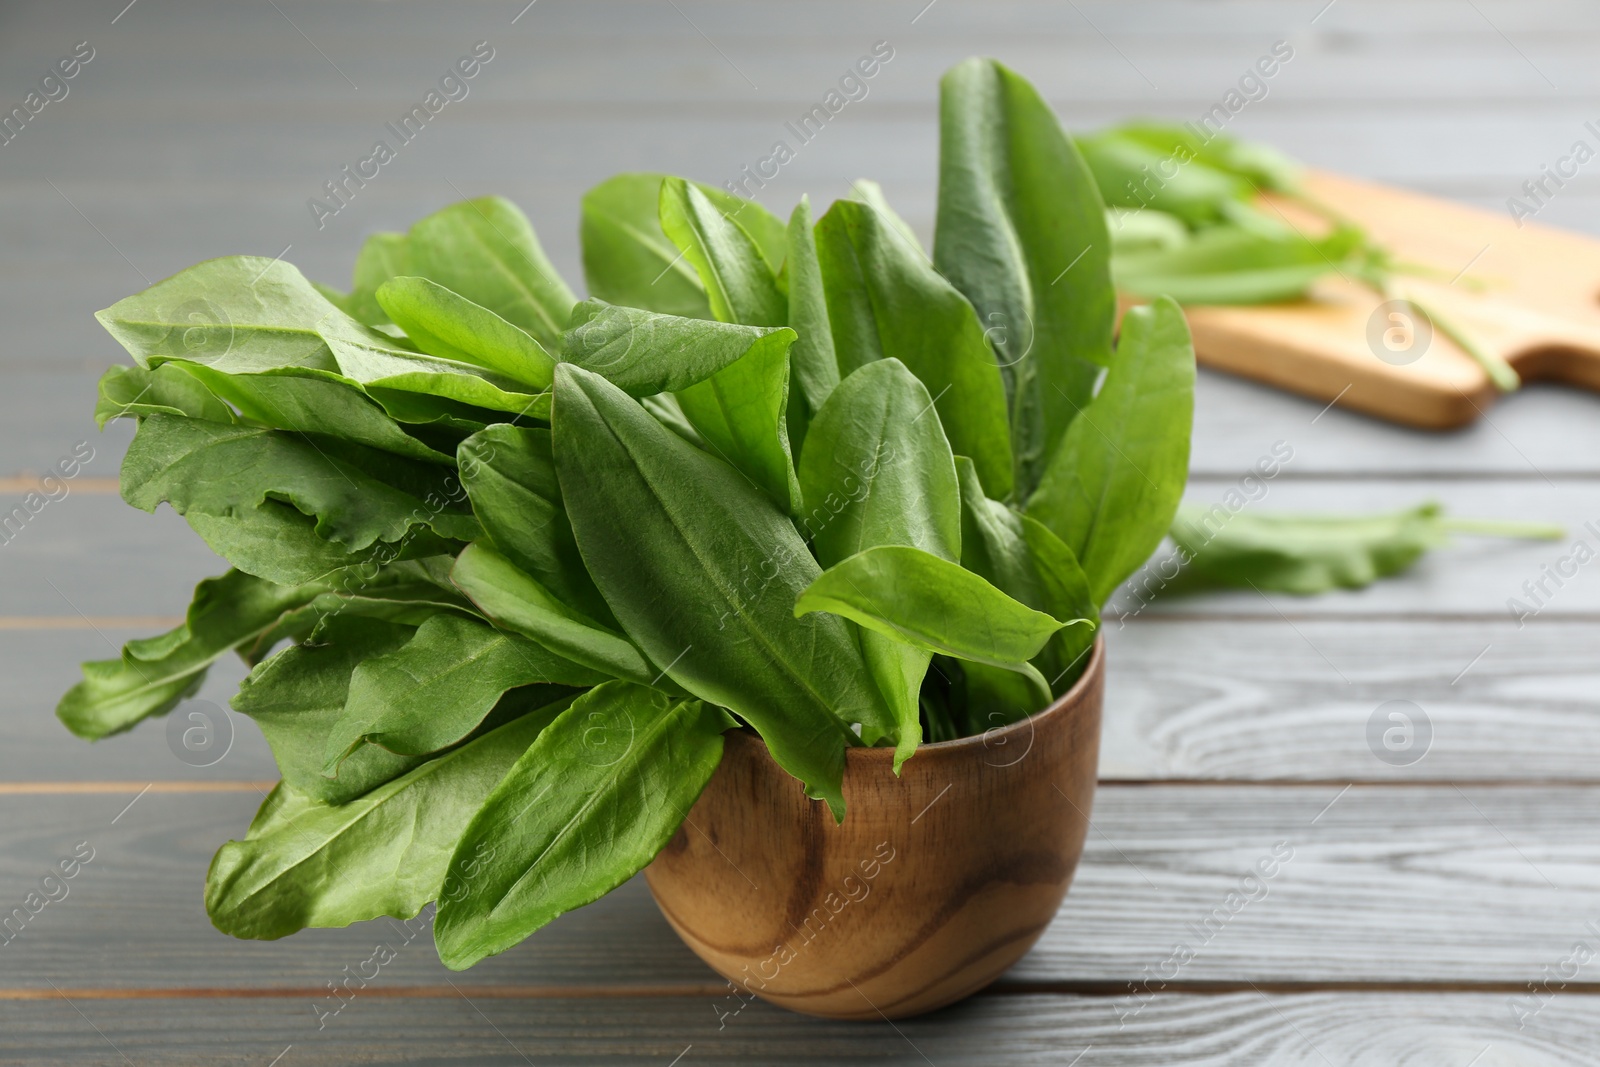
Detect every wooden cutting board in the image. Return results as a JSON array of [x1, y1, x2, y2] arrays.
[[1177, 170, 1600, 429]]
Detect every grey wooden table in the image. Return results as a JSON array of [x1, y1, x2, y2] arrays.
[[4, 1, 1600, 1062]]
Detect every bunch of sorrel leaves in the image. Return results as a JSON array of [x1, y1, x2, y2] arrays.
[[55, 59, 1194, 968], [1078, 121, 1522, 391]]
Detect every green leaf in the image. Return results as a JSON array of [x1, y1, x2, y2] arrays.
[[1109, 120, 1302, 194], [343, 231, 411, 327], [1168, 502, 1454, 595], [1073, 129, 1251, 225], [174, 364, 452, 464], [815, 198, 1015, 500], [457, 425, 614, 626], [375, 276, 557, 390], [580, 173, 786, 319], [798, 358, 963, 768], [658, 177, 787, 327], [562, 299, 797, 397], [57, 570, 333, 740], [955, 456, 1097, 694], [433, 682, 729, 969], [182, 501, 459, 586], [1113, 226, 1364, 305], [450, 543, 655, 685], [796, 544, 1081, 672], [95, 363, 235, 429], [674, 325, 802, 514], [1027, 297, 1195, 606], [121, 415, 480, 552], [1108, 208, 1190, 256], [206, 707, 563, 941], [553, 363, 879, 818], [322, 612, 605, 771], [405, 197, 576, 349], [233, 616, 433, 804], [783, 195, 842, 447], [934, 58, 1116, 499], [848, 179, 926, 257]]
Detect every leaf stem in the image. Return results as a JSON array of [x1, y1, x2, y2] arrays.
[[1440, 517, 1565, 540]]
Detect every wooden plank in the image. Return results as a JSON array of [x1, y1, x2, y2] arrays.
[[1099, 618, 1600, 781], [2, 990, 1598, 1065], [3, 786, 1598, 989]]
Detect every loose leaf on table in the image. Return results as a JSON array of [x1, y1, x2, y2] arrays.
[[433, 682, 732, 969], [1027, 297, 1195, 607], [405, 196, 576, 350], [121, 415, 480, 555], [934, 58, 1116, 498], [1113, 225, 1365, 305], [57, 570, 333, 740], [322, 612, 605, 772], [783, 195, 841, 446], [95, 363, 235, 428], [1107, 207, 1191, 256], [798, 357, 963, 766], [451, 542, 655, 685], [562, 299, 797, 397], [456, 425, 614, 626], [795, 544, 1082, 675], [1105, 120, 1302, 194], [553, 363, 879, 817], [1073, 128, 1252, 225], [206, 706, 565, 941], [955, 456, 1097, 696], [579, 173, 786, 318], [1168, 502, 1466, 595], [658, 177, 787, 327], [815, 197, 1015, 500], [375, 276, 557, 390]]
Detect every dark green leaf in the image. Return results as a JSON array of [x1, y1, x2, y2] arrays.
[[95, 363, 235, 429], [934, 58, 1116, 498], [433, 682, 730, 969], [206, 707, 563, 940], [815, 198, 1015, 500], [783, 195, 841, 449], [405, 197, 576, 349], [562, 299, 797, 397], [450, 543, 655, 685], [456, 425, 614, 626], [1028, 297, 1194, 606], [322, 612, 605, 770], [553, 363, 877, 817], [675, 327, 801, 514]]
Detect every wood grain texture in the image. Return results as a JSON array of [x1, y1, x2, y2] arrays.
[[5, 784, 1599, 991], [646, 643, 1103, 1019], [2, 990, 1599, 1065]]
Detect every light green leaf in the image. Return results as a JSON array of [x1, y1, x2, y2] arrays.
[[433, 682, 730, 969], [406, 196, 576, 349], [1028, 297, 1195, 606], [343, 231, 411, 326], [1074, 129, 1250, 225], [579, 173, 786, 318], [658, 177, 787, 327], [205, 708, 563, 941], [849, 179, 925, 257], [675, 327, 801, 514], [797, 358, 962, 768], [562, 299, 797, 397], [796, 544, 1082, 674], [375, 276, 557, 390], [322, 612, 604, 770], [95, 363, 235, 429], [815, 198, 1015, 500], [553, 363, 878, 818], [1112, 225, 1363, 305], [57, 570, 333, 740], [451, 543, 655, 685], [934, 58, 1116, 498]]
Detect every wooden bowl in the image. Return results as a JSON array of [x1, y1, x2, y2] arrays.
[[644, 638, 1104, 1020]]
